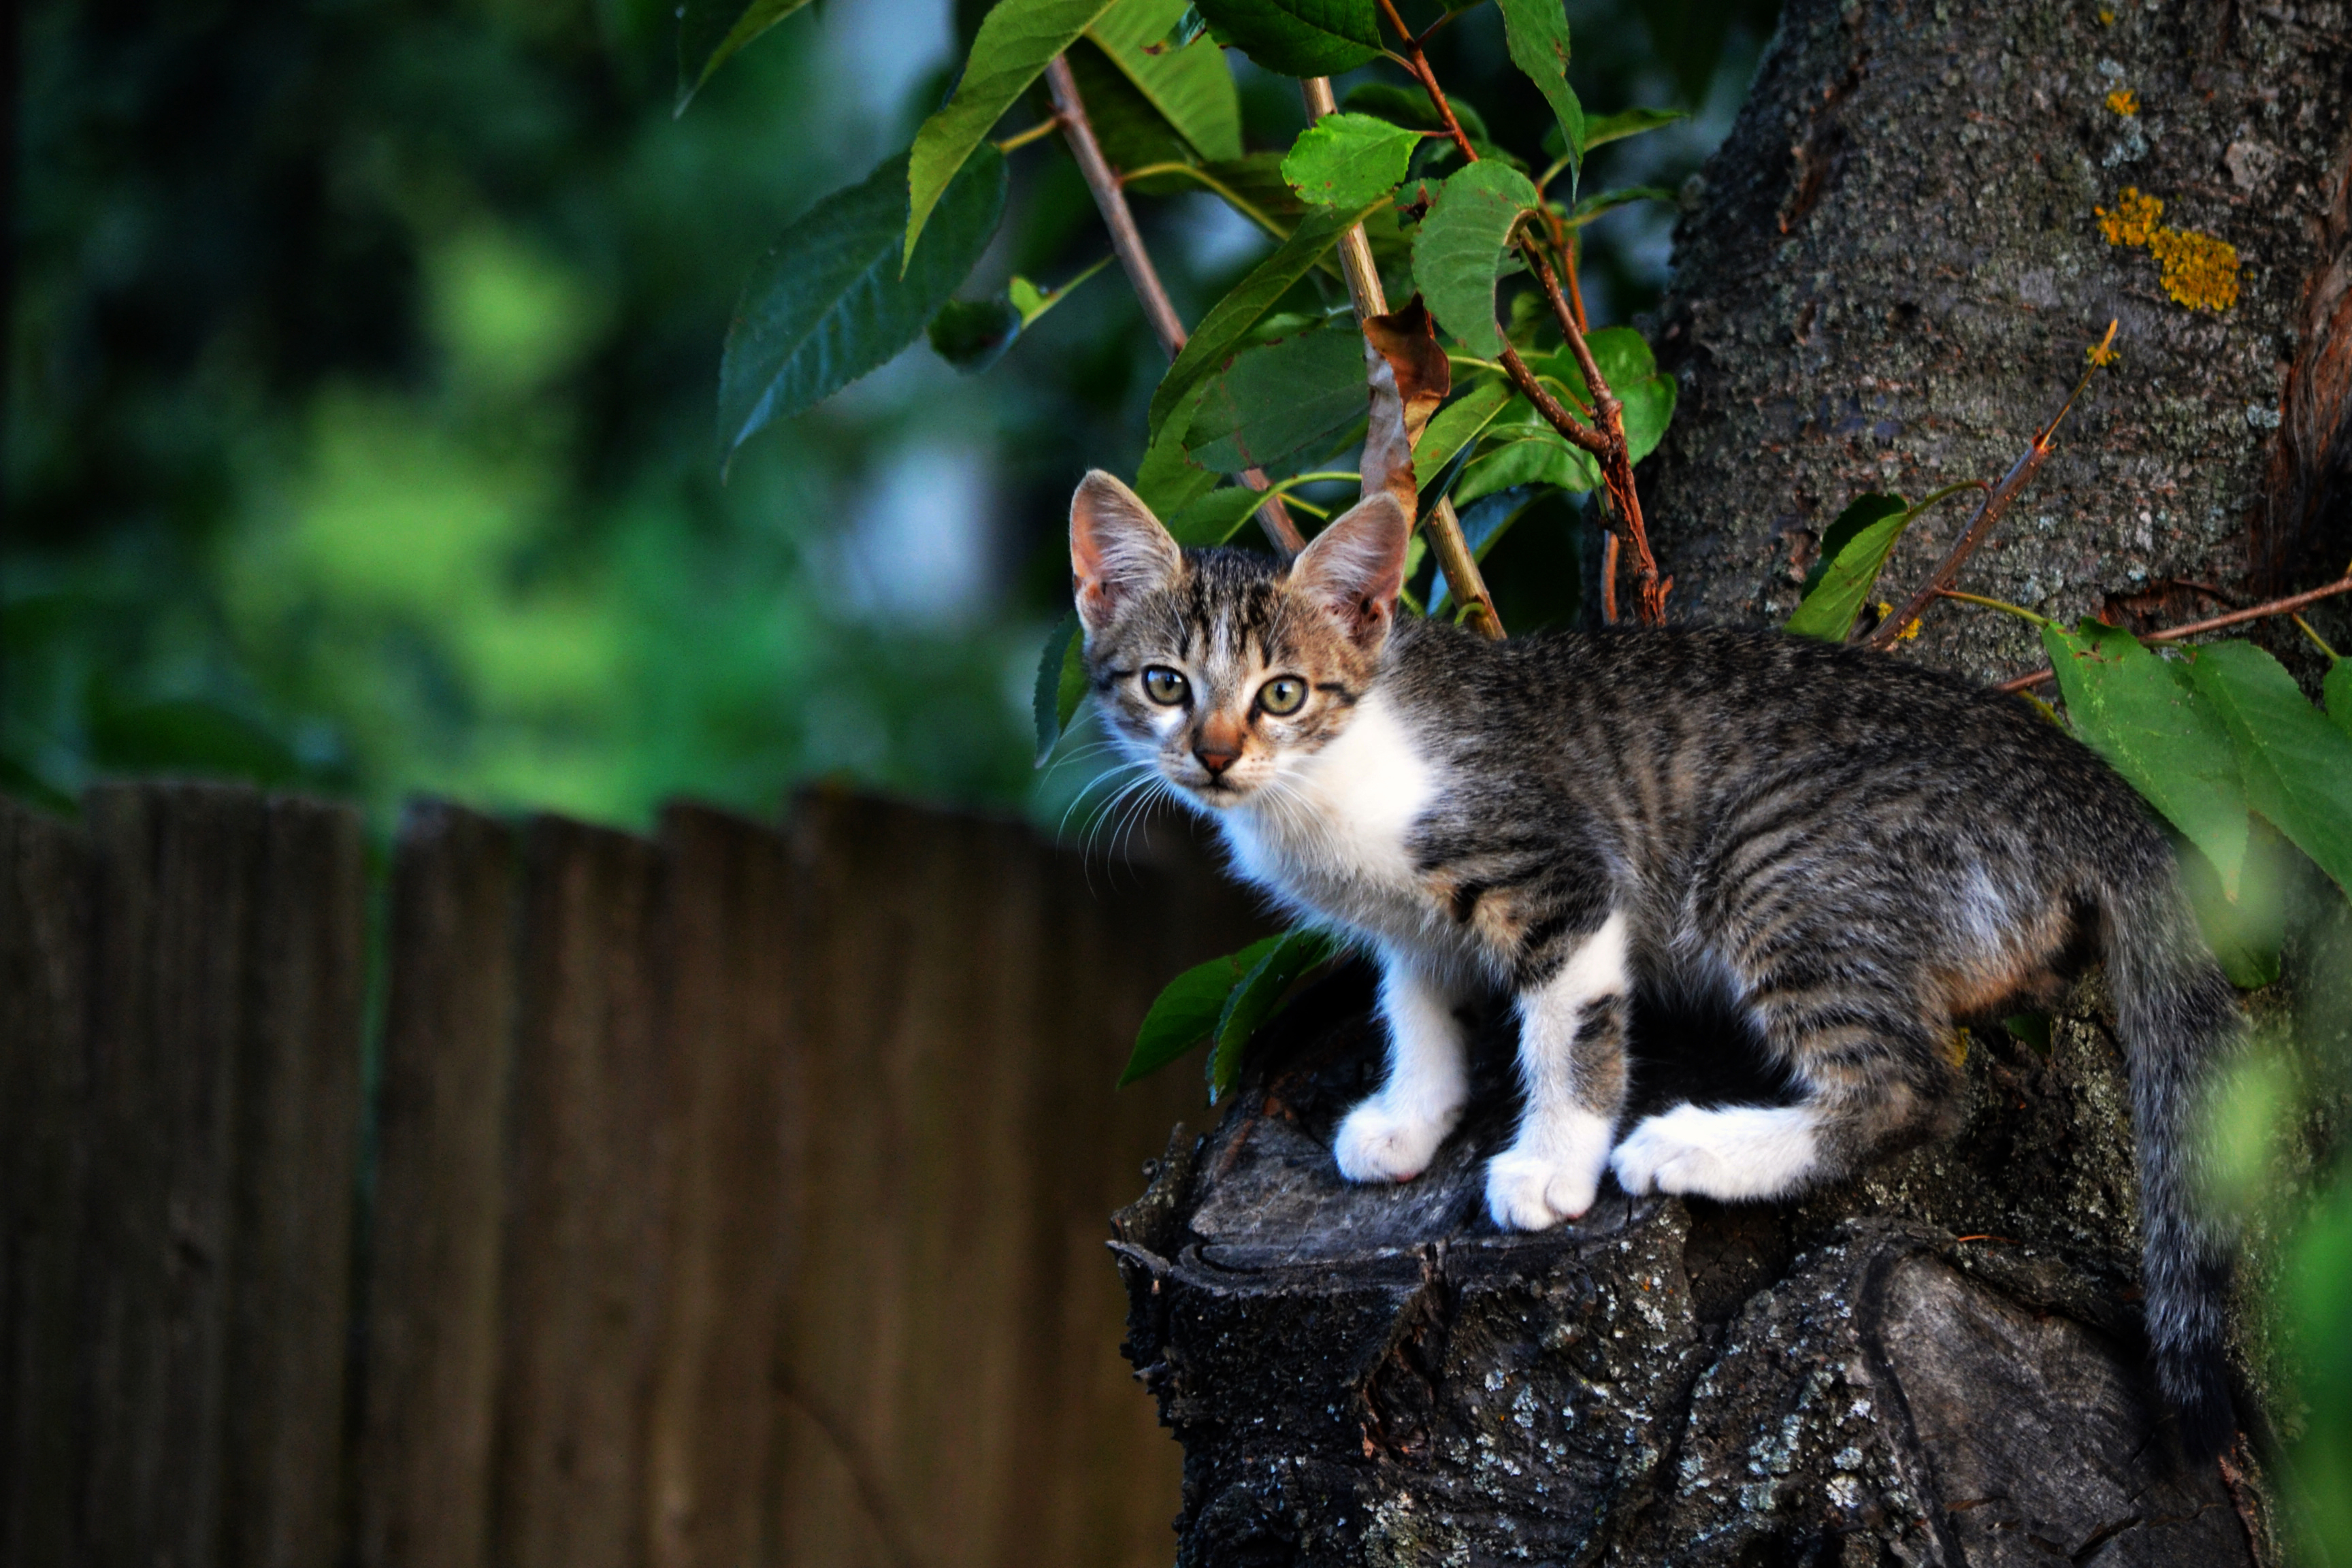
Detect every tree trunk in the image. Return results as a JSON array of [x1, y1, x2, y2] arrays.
[[1112, 0, 2351, 1560]]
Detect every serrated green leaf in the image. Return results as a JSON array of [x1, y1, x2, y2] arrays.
[[1496, 0, 1582, 169], [2183, 640, 2352, 899], [720, 147, 1007, 464], [1208, 928, 1340, 1098], [1191, 0, 1379, 76], [1417, 377, 1514, 485], [1533, 325, 1654, 391], [1063, 39, 1199, 172], [1617, 372, 1677, 462], [1784, 493, 1907, 641], [1167, 485, 1279, 546], [1453, 431, 1597, 506], [1032, 611, 1089, 764], [1123, 934, 1288, 1085], [2042, 621, 2250, 898], [1147, 198, 1385, 441], [906, 0, 1117, 261], [676, 0, 815, 111], [1089, 0, 1243, 161], [928, 295, 1023, 372], [1562, 184, 1676, 225], [1136, 378, 1223, 518], [2325, 657, 2352, 741], [1413, 163, 1539, 358], [1186, 325, 1367, 472], [2178, 823, 2287, 987], [1282, 112, 1423, 207], [1580, 105, 1687, 150]]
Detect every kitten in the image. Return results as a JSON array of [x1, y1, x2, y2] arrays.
[[1069, 470, 2243, 1458]]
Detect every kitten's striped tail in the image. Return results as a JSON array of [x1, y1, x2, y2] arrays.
[[2101, 850, 2244, 1460]]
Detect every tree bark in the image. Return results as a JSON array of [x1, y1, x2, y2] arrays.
[[1112, 0, 2352, 1560]]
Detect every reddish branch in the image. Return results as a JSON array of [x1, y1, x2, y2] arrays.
[[1043, 54, 1306, 554], [1996, 575, 2352, 691], [1373, 0, 1667, 623]]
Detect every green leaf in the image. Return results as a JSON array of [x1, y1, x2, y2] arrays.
[[1185, 325, 1367, 472], [927, 295, 1023, 372], [1032, 611, 1090, 764], [1617, 371, 1678, 463], [1453, 431, 1597, 506], [906, 0, 1118, 261], [1561, 184, 1676, 225], [1417, 377, 1513, 489], [1341, 82, 1490, 144], [1784, 493, 1908, 641], [1088, 0, 1243, 161], [720, 148, 1007, 463], [1167, 485, 1279, 546], [1190, 0, 1379, 76], [1208, 928, 1340, 1098], [1122, 934, 1288, 1085], [2042, 620, 2251, 898], [1147, 197, 1386, 441], [676, 0, 815, 111], [2325, 657, 2352, 742], [1282, 112, 1423, 207], [1413, 163, 1539, 358], [1136, 378, 1224, 518], [1580, 105, 1687, 150], [2178, 828, 2285, 988], [1496, 0, 1582, 170], [1534, 325, 1653, 391], [2183, 640, 2352, 899], [1063, 41, 1200, 171], [1009, 252, 1112, 325]]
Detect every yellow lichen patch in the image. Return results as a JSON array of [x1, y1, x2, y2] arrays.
[[2097, 5, 2115, 20], [1875, 602, 1923, 642], [2097, 186, 2163, 246], [2106, 86, 2138, 116], [2096, 188, 2239, 312], [2148, 225, 2240, 311]]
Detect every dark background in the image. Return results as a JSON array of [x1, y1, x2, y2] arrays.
[[3, 0, 1775, 831]]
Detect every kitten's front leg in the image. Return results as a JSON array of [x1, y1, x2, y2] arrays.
[[1334, 953, 1469, 1183], [1486, 913, 1630, 1229]]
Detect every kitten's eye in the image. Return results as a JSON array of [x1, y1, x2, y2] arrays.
[[1257, 675, 1307, 715], [1141, 666, 1190, 706]]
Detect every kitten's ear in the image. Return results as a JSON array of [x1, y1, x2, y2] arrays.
[[1290, 492, 1411, 647], [1071, 470, 1182, 633]]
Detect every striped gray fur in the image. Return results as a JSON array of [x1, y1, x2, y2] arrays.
[[1068, 471, 2244, 1460]]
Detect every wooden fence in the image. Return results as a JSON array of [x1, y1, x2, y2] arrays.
[[1, 782, 1262, 1568]]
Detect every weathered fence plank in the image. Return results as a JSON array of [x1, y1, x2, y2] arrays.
[[644, 804, 800, 1568], [78, 783, 268, 1568], [356, 802, 520, 1568], [491, 817, 670, 1568], [220, 796, 368, 1568], [769, 793, 1262, 1568], [0, 799, 94, 1568]]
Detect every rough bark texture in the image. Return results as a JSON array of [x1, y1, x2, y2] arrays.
[[1111, 1, 2352, 1556], [1116, 972, 2274, 1566], [1644, 0, 2352, 667]]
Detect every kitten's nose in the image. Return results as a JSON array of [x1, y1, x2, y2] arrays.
[[1195, 746, 1239, 777]]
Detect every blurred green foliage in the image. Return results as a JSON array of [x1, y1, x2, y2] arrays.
[[4, 0, 1773, 830]]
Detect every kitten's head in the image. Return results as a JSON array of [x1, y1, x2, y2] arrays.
[[1069, 470, 1409, 809]]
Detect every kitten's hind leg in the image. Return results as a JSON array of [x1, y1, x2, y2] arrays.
[[1485, 913, 1631, 1230], [1611, 985, 1960, 1202], [1334, 953, 1471, 1184]]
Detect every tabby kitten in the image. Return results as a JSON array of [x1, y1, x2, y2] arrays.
[[1070, 470, 2243, 1457]]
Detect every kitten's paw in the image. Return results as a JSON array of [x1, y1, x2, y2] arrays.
[[1609, 1102, 1821, 1201], [1333, 1096, 1459, 1184], [1484, 1111, 1614, 1230]]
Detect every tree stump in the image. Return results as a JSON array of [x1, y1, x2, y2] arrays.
[[1113, 971, 2266, 1565]]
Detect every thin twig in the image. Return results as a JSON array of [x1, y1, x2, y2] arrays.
[[1995, 576, 2352, 691], [1600, 532, 1620, 623], [1373, 0, 1667, 622], [1301, 75, 1504, 638], [1866, 323, 2117, 651], [1046, 54, 1305, 553], [994, 117, 1062, 154]]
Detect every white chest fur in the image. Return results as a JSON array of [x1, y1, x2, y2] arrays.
[[1215, 691, 1441, 943]]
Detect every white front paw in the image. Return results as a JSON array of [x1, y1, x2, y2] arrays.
[[1483, 1111, 1613, 1230], [1334, 1095, 1459, 1183]]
